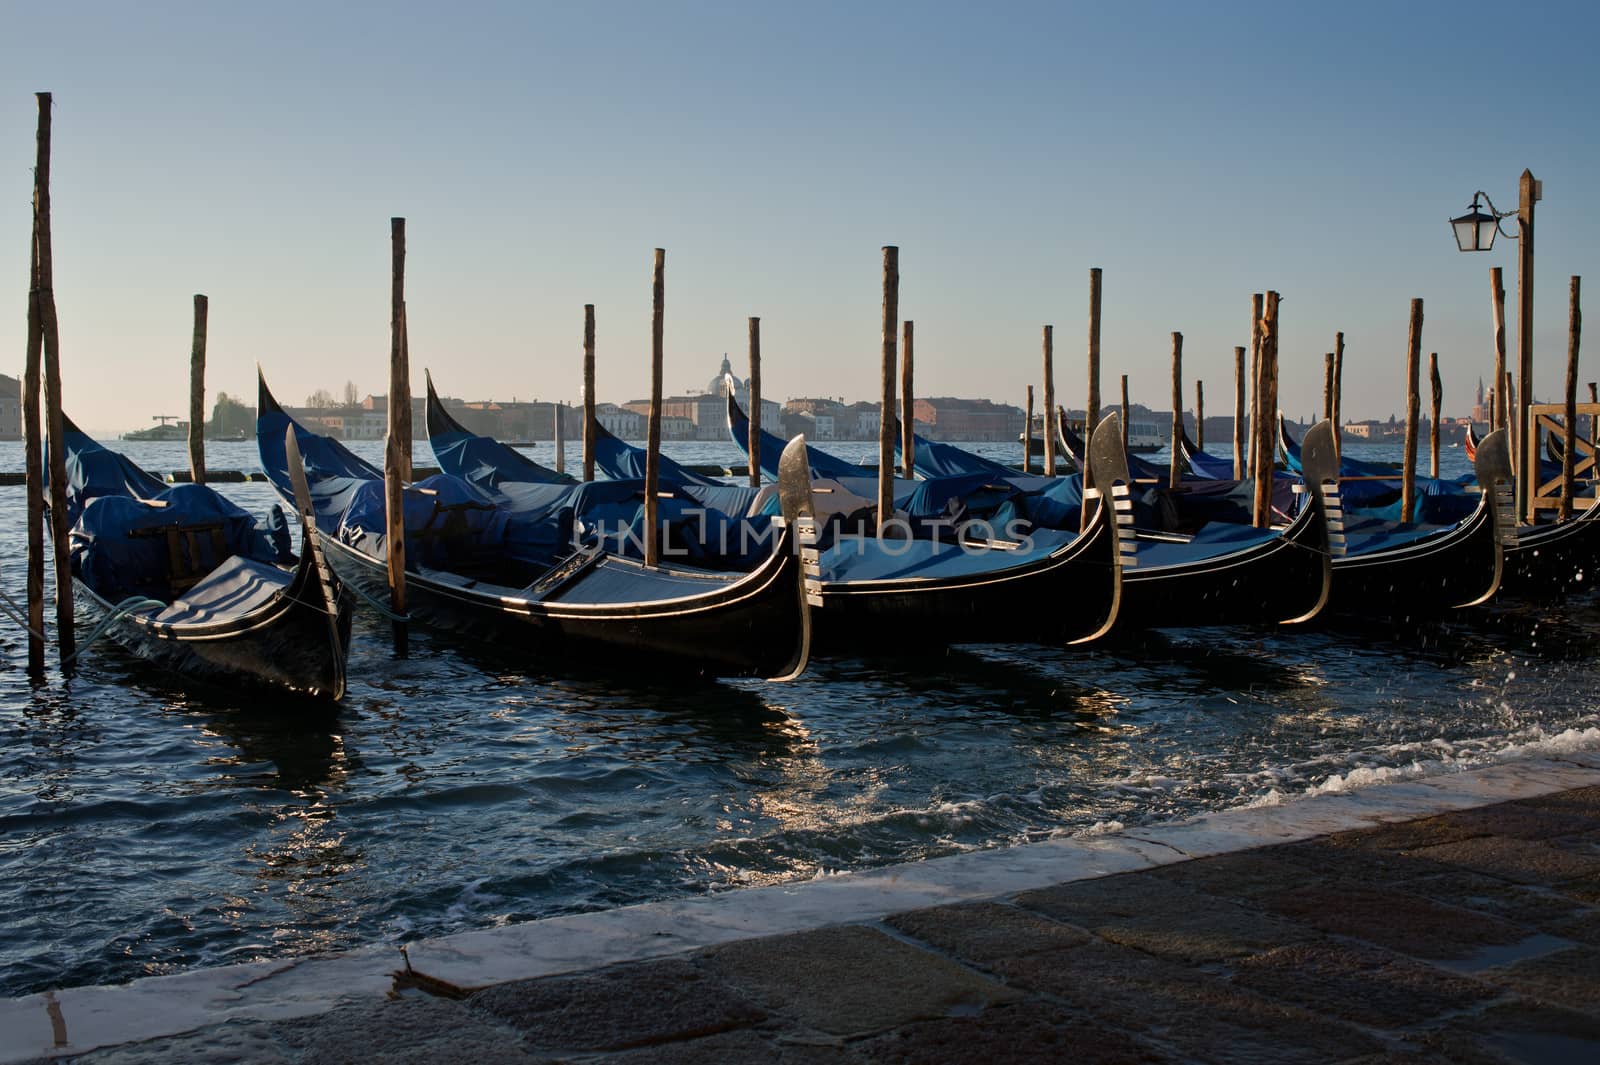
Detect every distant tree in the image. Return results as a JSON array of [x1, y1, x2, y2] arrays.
[[342, 380, 359, 407], [306, 388, 335, 409], [207, 392, 254, 438]]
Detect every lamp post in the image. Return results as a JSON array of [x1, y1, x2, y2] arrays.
[[1450, 169, 1541, 521]]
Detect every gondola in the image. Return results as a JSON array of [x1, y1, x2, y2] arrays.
[[427, 374, 572, 487], [1462, 425, 1600, 597], [1176, 428, 1237, 481], [258, 373, 813, 680], [1321, 428, 1515, 615], [1111, 421, 1338, 631], [57, 415, 350, 699], [802, 412, 1134, 649]]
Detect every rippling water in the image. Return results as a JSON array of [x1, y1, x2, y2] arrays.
[[2, 435, 1598, 997]]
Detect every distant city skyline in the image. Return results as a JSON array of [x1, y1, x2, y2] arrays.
[[5, 2, 1597, 438]]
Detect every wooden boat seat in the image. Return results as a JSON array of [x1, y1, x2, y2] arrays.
[[128, 521, 230, 594]]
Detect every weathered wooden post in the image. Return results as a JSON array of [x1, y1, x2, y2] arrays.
[[1333, 331, 1345, 458], [1249, 293, 1265, 516], [23, 172, 45, 675], [1252, 294, 1277, 528], [385, 218, 409, 654], [1589, 381, 1597, 442], [1086, 267, 1102, 431], [1402, 299, 1423, 522], [1195, 379, 1204, 451], [901, 320, 915, 477], [878, 246, 898, 535], [1042, 324, 1056, 477], [1169, 333, 1183, 489], [1429, 353, 1442, 479], [748, 316, 762, 486], [1120, 374, 1130, 455], [582, 304, 596, 482], [645, 249, 665, 565], [34, 92, 73, 663], [1517, 170, 1541, 523], [189, 294, 208, 485], [1233, 346, 1246, 480], [1323, 353, 1335, 423], [1504, 370, 1518, 473], [1561, 276, 1582, 520], [1023, 385, 1034, 474], [1490, 268, 1508, 434], [554, 401, 566, 475]]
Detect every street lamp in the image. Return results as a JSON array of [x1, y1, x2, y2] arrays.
[[1450, 170, 1541, 522], [1449, 193, 1510, 253]]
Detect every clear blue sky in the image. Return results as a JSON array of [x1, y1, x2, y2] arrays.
[[4, 0, 1597, 435]]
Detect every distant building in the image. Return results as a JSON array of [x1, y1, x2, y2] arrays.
[[0, 373, 19, 440], [912, 397, 1024, 441], [595, 403, 643, 439]]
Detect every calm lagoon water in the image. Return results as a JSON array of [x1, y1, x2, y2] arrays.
[[2, 435, 1598, 996]]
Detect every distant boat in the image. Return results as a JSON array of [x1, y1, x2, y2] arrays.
[[1126, 420, 1163, 453], [123, 418, 187, 442]]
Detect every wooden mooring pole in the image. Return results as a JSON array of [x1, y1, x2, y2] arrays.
[[1323, 353, 1335, 423], [748, 316, 762, 486], [385, 218, 409, 654], [1333, 332, 1345, 459], [35, 92, 73, 663], [1023, 385, 1034, 474], [1042, 324, 1056, 477], [645, 249, 665, 565], [878, 246, 898, 535], [1120, 374, 1130, 455], [23, 144, 45, 675], [1249, 293, 1264, 514], [582, 300, 595, 479], [1517, 171, 1541, 523], [1169, 334, 1184, 489], [189, 294, 208, 485], [1196, 379, 1204, 451], [1562, 276, 1582, 520], [1086, 267, 1102, 431], [1589, 381, 1597, 442], [1252, 294, 1277, 528], [1232, 346, 1246, 480], [1504, 370, 1518, 474], [901, 320, 915, 478], [1490, 267, 1509, 435], [554, 400, 566, 475], [1402, 299, 1423, 523], [1429, 353, 1442, 479]]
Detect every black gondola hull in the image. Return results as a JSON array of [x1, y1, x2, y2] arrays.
[[1498, 504, 1600, 597], [806, 498, 1122, 650], [1114, 500, 1330, 632], [318, 529, 810, 680], [75, 544, 351, 700], [1327, 498, 1500, 615]]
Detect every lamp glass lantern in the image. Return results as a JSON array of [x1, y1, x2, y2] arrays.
[[1451, 198, 1499, 252]]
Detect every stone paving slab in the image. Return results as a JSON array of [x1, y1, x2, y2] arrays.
[[699, 926, 1021, 1038], [9, 753, 1600, 1064], [469, 956, 765, 1055]]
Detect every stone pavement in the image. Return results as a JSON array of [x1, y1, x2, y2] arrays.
[[23, 784, 1600, 1064]]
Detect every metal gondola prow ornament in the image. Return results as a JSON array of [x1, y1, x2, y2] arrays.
[[1461, 427, 1514, 607], [1069, 410, 1129, 644], [1282, 419, 1338, 624], [769, 434, 816, 681]]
